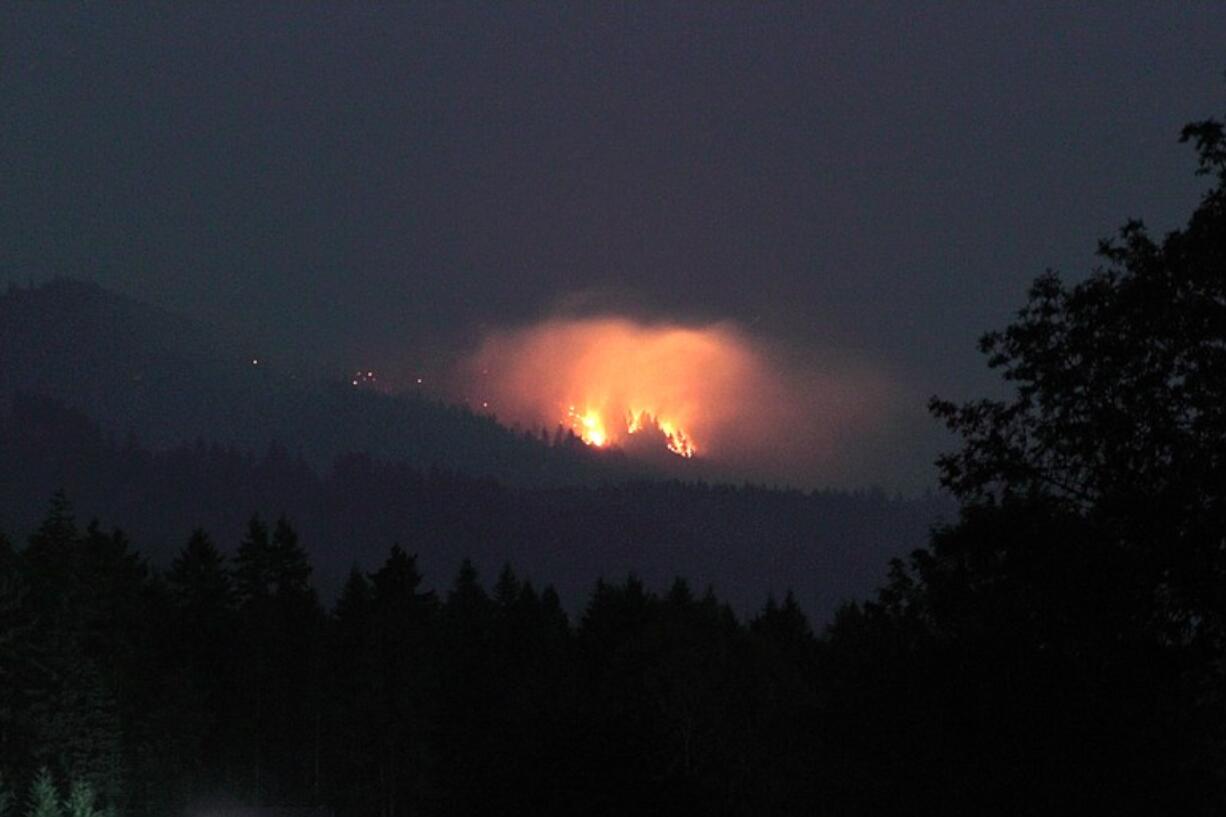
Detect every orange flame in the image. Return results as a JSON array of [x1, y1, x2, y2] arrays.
[[567, 406, 610, 448], [460, 313, 899, 482], [567, 406, 696, 456], [467, 317, 760, 459]]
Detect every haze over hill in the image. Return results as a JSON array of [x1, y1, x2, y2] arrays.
[[0, 278, 651, 486], [0, 279, 950, 618]]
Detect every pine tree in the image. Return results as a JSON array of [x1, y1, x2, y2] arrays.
[[0, 772, 13, 817], [25, 492, 77, 565], [232, 515, 323, 803], [48, 660, 123, 807], [23, 493, 80, 625], [24, 769, 60, 817], [167, 529, 233, 615], [368, 545, 436, 817], [447, 559, 490, 618], [63, 780, 96, 817], [493, 564, 521, 611], [327, 567, 379, 817], [0, 533, 28, 755], [233, 515, 273, 603], [270, 516, 312, 600]]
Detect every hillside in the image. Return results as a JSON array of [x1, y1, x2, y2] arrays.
[[0, 279, 647, 486], [0, 395, 949, 620]]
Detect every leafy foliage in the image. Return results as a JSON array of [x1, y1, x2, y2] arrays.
[[823, 115, 1226, 813]]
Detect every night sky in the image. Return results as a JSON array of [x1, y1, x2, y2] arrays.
[[3, 3, 1223, 489]]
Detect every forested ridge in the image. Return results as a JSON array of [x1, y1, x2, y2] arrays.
[[0, 394, 942, 621], [2, 494, 831, 816]]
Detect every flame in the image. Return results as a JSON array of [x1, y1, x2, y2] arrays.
[[460, 313, 899, 481], [657, 419, 695, 458], [566, 406, 696, 456], [465, 317, 760, 459], [568, 406, 609, 448]]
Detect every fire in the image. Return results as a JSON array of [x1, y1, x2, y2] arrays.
[[568, 406, 609, 448], [566, 406, 696, 456], [459, 311, 901, 484], [657, 419, 695, 458], [464, 316, 760, 460]]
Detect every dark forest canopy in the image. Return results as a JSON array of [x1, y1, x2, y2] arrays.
[[2, 494, 824, 816], [0, 394, 945, 621], [0, 276, 649, 488]]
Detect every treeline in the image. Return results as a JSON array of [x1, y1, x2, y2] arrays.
[[0, 394, 944, 620], [0, 277, 651, 488], [1, 492, 830, 816], [4, 490, 1218, 817]]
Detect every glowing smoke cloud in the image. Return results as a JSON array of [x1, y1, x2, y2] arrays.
[[463, 315, 899, 483]]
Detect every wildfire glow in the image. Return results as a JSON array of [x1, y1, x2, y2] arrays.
[[568, 406, 609, 448], [464, 316, 773, 460], [459, 312, 901, 483]]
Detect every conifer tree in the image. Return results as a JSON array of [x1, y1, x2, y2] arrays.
[[270, 516, 312, 600], [167, 529, 233, 615], [368, 545, 435, 817], [0, 534, 27, 762], [493, 564, 520, 611], [63, 780, 96, 817], [326, 567, 377, 815], [51, 661, 123, 807], [232, 515, 322, 803], [0, 772, 13, 817], [233, 515, 273, 603], [24, 769, 59, 817], [25, 492, 76, 565], [22, 493, 80, 624]]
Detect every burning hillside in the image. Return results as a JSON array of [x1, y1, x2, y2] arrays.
[[459, 313, 899, 483], [463, 317, 767, 460]]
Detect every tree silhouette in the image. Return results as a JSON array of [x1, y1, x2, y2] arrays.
[[24, 769, 60, 817], [930, 116, 1226, 640], [368, 545, 435, 817], [0, 772, 13, 817], [822, 114, 1226, 814], [64, 780, 98, 817]]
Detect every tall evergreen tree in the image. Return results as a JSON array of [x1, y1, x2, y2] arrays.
[[369, 546, 436, 817], [22, 493, 79, 625], [0, 772, 13, 817], [492, 564, 520, 611], [165, 528, 239, 802], [270, 516, 313, 601], [24, 769, 59, 817], [0, 533, 28, 776], [232, 515, 323, 805], [168, 529, 233, 617], [326, 568, 378, 817], [233, 515, 273, 603], [64, 780, 97, 817]]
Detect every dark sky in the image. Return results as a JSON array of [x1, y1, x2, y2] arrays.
[[3, 3, 1223, 489]]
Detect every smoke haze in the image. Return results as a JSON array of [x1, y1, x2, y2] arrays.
[[461, 314, 902, 486]]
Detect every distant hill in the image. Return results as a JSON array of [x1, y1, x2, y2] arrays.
[[0, 278, 648, 486], [0, 395, 950, 621], [0, 279, 953, 619]]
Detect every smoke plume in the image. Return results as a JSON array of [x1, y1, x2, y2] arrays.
[[460, 314, 900, 485]]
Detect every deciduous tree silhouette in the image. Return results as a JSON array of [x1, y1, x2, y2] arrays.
[[825, 115, 1226, 815]]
